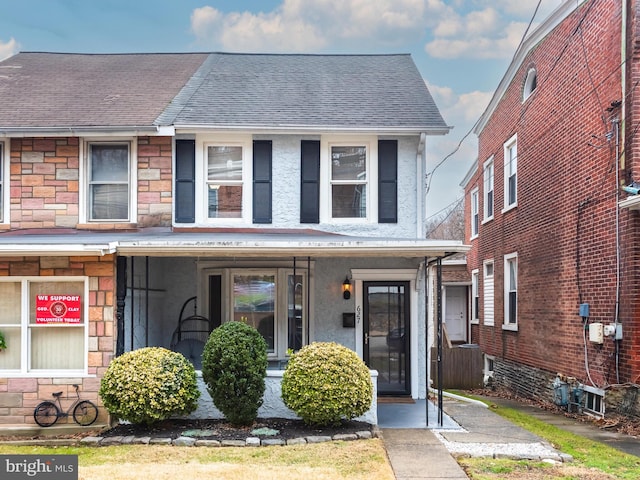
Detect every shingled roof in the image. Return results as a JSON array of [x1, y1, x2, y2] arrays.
[[158, 53, 449, 132], [0, 52, 208, 130], [0, 52, 448, 134]]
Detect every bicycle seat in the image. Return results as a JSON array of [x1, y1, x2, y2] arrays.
[[52, 391, 63, 397]]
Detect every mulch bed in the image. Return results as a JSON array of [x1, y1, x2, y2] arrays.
[[100, 417, 373, 442]]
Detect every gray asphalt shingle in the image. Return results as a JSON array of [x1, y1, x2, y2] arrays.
[[0, 52, 448, 132], [0, 52, 208, 128], [164, 53, 448, 131]]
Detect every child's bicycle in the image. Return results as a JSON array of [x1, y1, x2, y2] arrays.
[[33, 384, 98, 427]]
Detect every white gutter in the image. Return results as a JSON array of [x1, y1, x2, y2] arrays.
[[0, 243, 117, 256], [0, 125, 172, 137], [418, 132, 427, 238], [173, 124, 452, 136], [115, 240, 470, 258]]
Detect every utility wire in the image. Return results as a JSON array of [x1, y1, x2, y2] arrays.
[[425, 0, 543, 196]]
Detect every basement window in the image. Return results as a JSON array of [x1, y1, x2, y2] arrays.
[[583, 385, 605, 417]]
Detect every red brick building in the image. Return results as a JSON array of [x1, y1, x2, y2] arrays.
[[463, 0, 640, 416]]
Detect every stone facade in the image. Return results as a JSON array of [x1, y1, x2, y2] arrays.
[[0, 254, 115, 425]]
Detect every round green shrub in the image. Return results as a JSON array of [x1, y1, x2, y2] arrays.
[[202, 321, 268, 426], [281, 341, 373, 426], [99, 347, 200, 425]]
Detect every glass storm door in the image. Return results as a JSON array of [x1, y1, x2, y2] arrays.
[[363, 281, 410, 396]]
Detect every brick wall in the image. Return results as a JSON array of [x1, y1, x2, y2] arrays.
[[9, 138, 79, 229], [0, 254, 115, 425], [137, 136, 173, 227], [8, 136, 173, 230], [465, 0, 640, 401]]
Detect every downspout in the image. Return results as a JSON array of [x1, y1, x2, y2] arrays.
[[417, 132, 427, 238]]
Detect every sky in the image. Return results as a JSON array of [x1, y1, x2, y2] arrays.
[[0, 0, 563, 218]]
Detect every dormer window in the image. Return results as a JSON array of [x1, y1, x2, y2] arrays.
[[523, 67, 537, 101]]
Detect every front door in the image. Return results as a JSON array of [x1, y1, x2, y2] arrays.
[[363, 282, 410, 396]]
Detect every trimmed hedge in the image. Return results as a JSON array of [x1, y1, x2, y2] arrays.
[[281, 342, 373, 426], [99, 347, 200, 425], [202, 321, 268, 426]]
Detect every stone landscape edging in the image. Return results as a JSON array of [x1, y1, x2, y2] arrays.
[[0, 428, 379, 448]]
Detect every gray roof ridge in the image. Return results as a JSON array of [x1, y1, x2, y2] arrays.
[[154, 53, 222, 126]]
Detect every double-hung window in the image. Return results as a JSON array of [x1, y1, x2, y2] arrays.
[[87, 142, 131, 221], [0, 278, 88, 375], [483, 158, 494, 221], [504, 135, 517, 210], [504, 253, 518, 330], [206, 145, 244, 219], [483, 260, 494, 326], [470, 188, 479, 239], [330, 145, 368, 219]]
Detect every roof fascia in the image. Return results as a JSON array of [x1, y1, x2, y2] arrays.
[[173, 125, 452, 136], [0, 126, 174, 138], [474, 0, 586, 135], [459, 159, 479, 188]]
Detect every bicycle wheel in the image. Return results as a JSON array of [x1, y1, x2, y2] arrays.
[[34, 401, 60, 427], [73, 400, 98, 426]]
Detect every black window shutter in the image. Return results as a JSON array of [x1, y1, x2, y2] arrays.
[[300, 140, 320, 223], [253, 140, 272, 223], [175, 139, 195, 223], [378, 139, 398, 223]]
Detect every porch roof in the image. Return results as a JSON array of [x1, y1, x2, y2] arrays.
[[0, 228, 468, 258]]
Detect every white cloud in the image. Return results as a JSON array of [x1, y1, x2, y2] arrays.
[[191, 0, 433, 52], [424, 0, 564, 61], [0, 38, 19, 61]]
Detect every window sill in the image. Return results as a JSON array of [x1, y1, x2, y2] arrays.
[[501, 203, 517, 214], [470, 319, 480, 325], [481, 217, 493, 225], [0, 371, 94, 378], [483, 322, 495, 327], [502, 324, 518, 332], [77, 223, 138, 230], [470, 234, 478, 241]]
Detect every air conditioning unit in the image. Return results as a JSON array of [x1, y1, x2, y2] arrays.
[[589, 322, 604, 344]]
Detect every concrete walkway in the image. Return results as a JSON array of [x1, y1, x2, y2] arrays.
[[379, 395, 639, 479]]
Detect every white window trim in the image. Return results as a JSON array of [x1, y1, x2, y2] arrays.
[[503, 252, 518, 331], [320, 135, 378, 223], [351, 268, 419, 399], [470, 187, 479, 240], [523, 67, 537, 102], [195, 134, 253, 225], [0, 140, 7, 225], [197, 260, 313, 359], [502, 134, 517, 212], [483, 259, 494, 327], [80, 138, 138, 224], [471, 269, 479, 325], [0, 276, 90, 378], [482, 156, 494, 223]]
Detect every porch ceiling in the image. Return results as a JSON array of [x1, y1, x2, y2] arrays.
[[0, 228, 469, 259]]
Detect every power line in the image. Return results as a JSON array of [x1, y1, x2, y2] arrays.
[[425, 0, 544, 196]]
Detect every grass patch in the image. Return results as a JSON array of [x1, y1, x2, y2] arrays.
[[454, 393, 640, 479], [0, 439, 394, 480]]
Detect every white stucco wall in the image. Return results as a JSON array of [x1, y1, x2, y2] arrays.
[[215, 134, 421, 237], [186, 369, 378, 424]]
